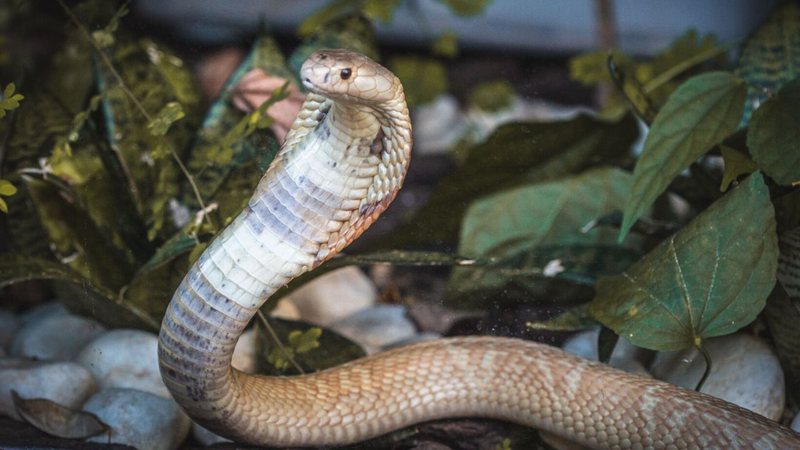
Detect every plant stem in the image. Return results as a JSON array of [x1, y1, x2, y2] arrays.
[[695, 344, 712, 391]]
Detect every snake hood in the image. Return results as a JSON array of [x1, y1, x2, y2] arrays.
[[301, 49, 402, 105]]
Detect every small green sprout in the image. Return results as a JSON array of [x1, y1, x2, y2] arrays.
[[267, 327, 322, 370], [0, 179, 18, 213], [0, 83, 24, 119]]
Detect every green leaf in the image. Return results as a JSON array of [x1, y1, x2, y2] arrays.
[[448, 168, 640, 308], [736, 2, 800, 126], [468, 80, 515, 112], [438, 0, 491, 16], [569, 50, 634, 86], [747, 77, 800, 185], [591, 173, 777, 351], [389, 113, 639, 248], [620, 72, 746, 240], [0, 82, 24, 118], [147, 101, 185, 137], [137, 231, 197, 274], [297, 0, 353, 38], [26, 178, 135, 291], [288, 327, 322, 354], [719, 145, 758, 191], [460, 168, 632, 257], [432, 31, 459, 58], [0, 254, 159, 331], [389, 56, 448, 107], [0, 179, 17, 196], [363, 0, 402, 22]]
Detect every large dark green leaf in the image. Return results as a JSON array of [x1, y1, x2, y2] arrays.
[[747, 77, 800, 186], [459, 168, 632, 257], [620, 72, 746, 239], [25, 178, 134, 291], [390, 113, 639, 248], [592, 173, 777, 351], [736, 2, 800, 126], [0, 254, 159, 331], [447, 168, 639, 308]]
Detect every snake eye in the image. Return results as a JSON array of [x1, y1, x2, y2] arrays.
[[340, 68, 352, 80]]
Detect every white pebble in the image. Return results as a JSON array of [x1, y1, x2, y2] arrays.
[[285, 267, 376, 326], [329, 305, 417, 354], [0, 310, 20, 352], [83, 388, 190, 450], [11, 314, 105, 361], [75, 329, 169, 398]]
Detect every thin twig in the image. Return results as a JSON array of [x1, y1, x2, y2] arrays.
[[256, 310, 305, 374]]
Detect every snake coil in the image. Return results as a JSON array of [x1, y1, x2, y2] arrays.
[[158, 49, 800, 448]]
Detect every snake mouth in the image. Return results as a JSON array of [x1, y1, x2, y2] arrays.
[[302, 78, 315, 91]]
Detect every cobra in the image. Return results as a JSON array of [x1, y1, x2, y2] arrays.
[[157, 49, 800, 448]]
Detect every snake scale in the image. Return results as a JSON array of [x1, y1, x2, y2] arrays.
[[157, 49, 800, 448]]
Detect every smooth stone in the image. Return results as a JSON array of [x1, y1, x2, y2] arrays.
[[286, 267, 377, 327], [231, 329, 257, 374], [792, 412, 800, 432], [0, 311, 20, 351], [270, 297, 301, 321], [11, 314, 105, 361], [329, 305, 417, 354], [649, 334, 784, 420], [19, 301, 70, 324], [561, 328, 650, 376], [84, 388, 190, 450], [0, 361, 96, 420], [192, 422, 232, 446], [412, 94, 468, 155], [76, 329, 169, 398]]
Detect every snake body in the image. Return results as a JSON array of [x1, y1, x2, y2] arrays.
[[158, 49, 800, 448]]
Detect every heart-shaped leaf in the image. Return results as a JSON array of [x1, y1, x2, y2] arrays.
[[593, 172, 777, 351]]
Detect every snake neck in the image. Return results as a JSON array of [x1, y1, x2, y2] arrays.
[[157, 90, 411, 438]]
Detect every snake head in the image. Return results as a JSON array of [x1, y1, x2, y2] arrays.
[[301, 49, 400, 105]]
